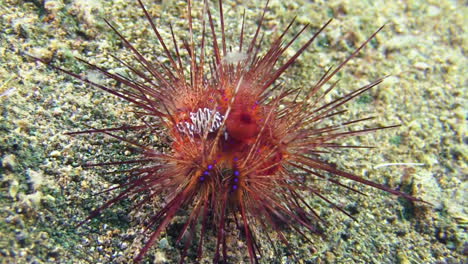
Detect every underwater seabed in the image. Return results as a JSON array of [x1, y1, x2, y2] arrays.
[[0, 0, 466, 263]]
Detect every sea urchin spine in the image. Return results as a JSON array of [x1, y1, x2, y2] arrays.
[[36, 0, 424, 263]]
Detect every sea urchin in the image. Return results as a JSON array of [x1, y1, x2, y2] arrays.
[[37, 0, 423, 263]]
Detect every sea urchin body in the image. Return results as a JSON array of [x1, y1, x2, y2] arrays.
[[39, 0, 423, 263]]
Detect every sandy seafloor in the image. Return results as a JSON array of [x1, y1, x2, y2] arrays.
[[0, 0, 466, 263]]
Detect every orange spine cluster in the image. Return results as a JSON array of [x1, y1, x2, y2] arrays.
[[39, 0, 425, 263]]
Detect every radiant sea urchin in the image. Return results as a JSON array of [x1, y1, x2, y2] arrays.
[[38, 0, 424, 262]]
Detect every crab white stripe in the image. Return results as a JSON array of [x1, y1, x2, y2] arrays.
[[176, 107, 224, 136]]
